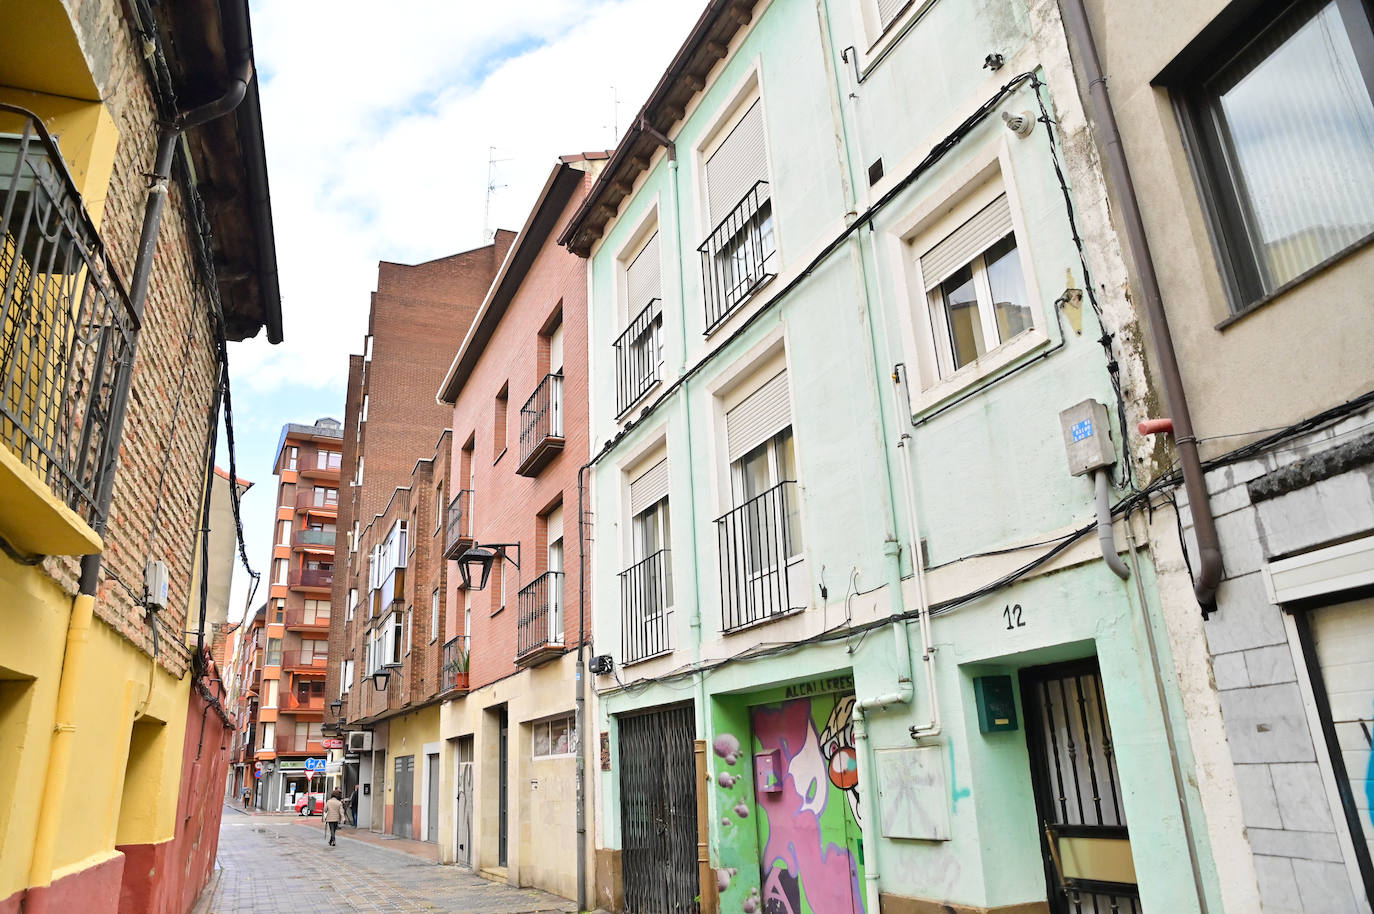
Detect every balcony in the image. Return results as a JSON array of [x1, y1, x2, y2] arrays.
[[280, 691, 325, 713], [516, 571, 565, 666], [284, 607, 330, 631], [441, 635, 470, 695], [443, 489, 474, 559], [295, 489, 338, 514], [288, 567, 333, 592], [371, 565, 405, 616], [620, 549, 673, 664], [614, 298, 663, 417], [0, 105, 138, 556], [516, 373, 563, 477], [272, 735, 326, 756], [297, 448, 342, 480], [280, 650, 328, 673], [699, 180, 775, 334], [292, 527, 336, 551], [715, 480, 805, 632], [246, 671, 261, 695]]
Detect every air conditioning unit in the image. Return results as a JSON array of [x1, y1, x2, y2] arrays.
[[346, 731, 373, 752]]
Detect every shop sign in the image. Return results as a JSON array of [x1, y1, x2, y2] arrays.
[[323, 738, 343, 749], [782, 673, 855, 699], [277, 759, 307, 771]]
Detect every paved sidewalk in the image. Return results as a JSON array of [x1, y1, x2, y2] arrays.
[[203, 806, 577, 913], [291, 816, 440, 863]]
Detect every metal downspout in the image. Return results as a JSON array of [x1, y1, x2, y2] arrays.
[[1056, 0, 1222, 611], [1093, 468, 1131, 580], [576, 463, 589, 912]]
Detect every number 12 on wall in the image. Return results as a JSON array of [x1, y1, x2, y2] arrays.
[[1002, 603, 1026, 630]]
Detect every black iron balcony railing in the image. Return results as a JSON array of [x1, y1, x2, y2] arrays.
[[441, 634, 470, 694], [620, 549, 672, 664], [614, 298, 663, 416], [0, 104, 138, 529], [517, 372, 564, 476], [698, 180, 775, 334], [516, 570, 564, 661], [443, 489, 474, 559], [715, 480, 803, 632]]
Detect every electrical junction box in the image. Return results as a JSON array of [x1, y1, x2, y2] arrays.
[[144, 560, 169, 611], [973, 675, 1018, 733], [1059, 399, 1115, 477]]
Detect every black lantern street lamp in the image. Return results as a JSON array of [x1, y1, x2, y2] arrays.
[[456, 542, 520, 591], [329, 699, 343, 717], [369, 669, 391, 692]]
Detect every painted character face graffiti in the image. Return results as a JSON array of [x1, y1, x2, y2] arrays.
[[819, 694, 860, 822]]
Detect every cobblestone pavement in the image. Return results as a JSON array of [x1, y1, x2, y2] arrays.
[[203, 806, 578, 913]]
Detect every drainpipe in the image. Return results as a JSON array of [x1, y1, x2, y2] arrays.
[[30, 53, 253, 901], [1056, 0, 1222, 612], [576, 463, 589, 913], [1093, 468, 1130, 580]]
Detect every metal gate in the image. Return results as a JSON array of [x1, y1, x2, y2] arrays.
[[619, 704, 699, 914], [456, 759, 474, 867], [426, 753, 439, 843], [393, 755, 414, 839], [498, 708, 509, 866], [1021, 659, 1139, 914]]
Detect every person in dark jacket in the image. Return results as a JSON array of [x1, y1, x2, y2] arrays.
[[348, 784, 359, 827]]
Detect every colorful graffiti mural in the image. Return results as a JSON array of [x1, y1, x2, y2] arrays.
[[730, 690, 865, 914]]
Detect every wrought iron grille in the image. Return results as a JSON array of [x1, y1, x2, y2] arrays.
[[441, 634, 470, 693], [715, 480, 803, 632], [618, 704, 699, 914], [518, 372, 563, 468], [516, 570, 564, 658], [698, 180, 775, 334], [0, 104, 137, 528], [620, 549, 672, 663], [1022, 661, 1139, 914], [614, 297, 662, 415], [444, 488, 473, 558]]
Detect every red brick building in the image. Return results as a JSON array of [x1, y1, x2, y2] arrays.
[[433, 154, 601, 899], [328, 236, 513, 837]]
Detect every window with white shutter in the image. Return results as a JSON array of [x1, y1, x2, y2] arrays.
[[725, 369, 792, 463], [705, 99, 768, 225], [617, 230, 665, 414]]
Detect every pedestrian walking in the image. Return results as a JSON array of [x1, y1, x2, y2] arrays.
[[324, 789, 344, 846], [348, 784, 359, 828]]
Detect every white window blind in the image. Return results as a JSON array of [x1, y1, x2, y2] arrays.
[[877, 0, 909, 29], [629, 459, 670, 515], [920, 193, 1013, 290], [705, 99, 767, 225], [546, 505, 563, 548], [626, 232, 661, 313], [550, 321, 564, 374], [726, 369, 791, 462]]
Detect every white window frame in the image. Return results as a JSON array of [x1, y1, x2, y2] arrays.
[[849, 0, 940, 77], [404, 606, 413, 655], [347, 588, 357, 621], [531, 713, 577, 760], [261, 721, 275, 751], [887, 149, 1048, 408], [430, 588, 440, 644], [615, 210, 667, 419], [340, 659, 354, 697]]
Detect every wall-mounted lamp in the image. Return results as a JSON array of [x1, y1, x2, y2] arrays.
[[329, 699, 343, 716], [369, 669, 391, 692], [456, 542, 520, 591]]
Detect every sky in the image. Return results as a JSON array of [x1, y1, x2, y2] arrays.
[[223, 0, 703, 622]]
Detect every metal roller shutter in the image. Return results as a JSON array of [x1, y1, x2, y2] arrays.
[[920, 193, 1013, 290], [626, 232, 661, 314], [629, 459, 670, 516], [726, 369, 791, 462], [705, 98, 767, 225]]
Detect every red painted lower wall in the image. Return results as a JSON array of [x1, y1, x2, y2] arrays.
[[4, 853, 124, 914], [117, 666, 233, 914]]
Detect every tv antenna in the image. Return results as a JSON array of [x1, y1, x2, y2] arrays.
[[483, 146, 512, 242], [605, 86, 621, 145]]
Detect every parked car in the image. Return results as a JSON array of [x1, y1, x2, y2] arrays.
[[294, 792, 325, 816]]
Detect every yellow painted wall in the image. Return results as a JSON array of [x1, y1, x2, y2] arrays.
[[382, 703, 440, 809], [0, 88, 119, 227], [0, 552, 191, 897]]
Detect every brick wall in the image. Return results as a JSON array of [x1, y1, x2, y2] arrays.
[[446, 166, 594, 693]]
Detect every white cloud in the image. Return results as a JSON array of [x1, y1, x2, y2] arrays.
[[232, 0, 702, 396]]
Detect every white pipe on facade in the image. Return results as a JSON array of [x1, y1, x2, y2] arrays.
[[1093, 468, 1131, 580]]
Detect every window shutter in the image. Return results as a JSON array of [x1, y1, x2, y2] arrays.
[[726, 370, 791, 462], [549, 321, 564, 373], [547, 505, 563, 546], [877, 0, 907, 28], [629, 459, 670, 515], [705, 99, 767, 225], [920, 193, 1013, 290], [626, 232, 661, 314]]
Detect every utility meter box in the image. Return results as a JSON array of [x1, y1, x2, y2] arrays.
[[1059, 399, 1115, 477], [144, 560, 169, 611], [973, 675, 1019, 733]]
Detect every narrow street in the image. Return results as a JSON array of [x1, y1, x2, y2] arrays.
[[203, 807, 577, 913]]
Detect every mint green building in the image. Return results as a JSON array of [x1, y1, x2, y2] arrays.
[[561, 1, 1224, 911]]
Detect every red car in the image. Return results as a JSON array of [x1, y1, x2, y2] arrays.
[[294, 792, 324, 816]]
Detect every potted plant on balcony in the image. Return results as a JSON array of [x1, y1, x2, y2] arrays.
[[443, 647, 470, 692]]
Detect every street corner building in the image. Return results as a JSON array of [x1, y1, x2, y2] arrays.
[[0, 0, 280, 912]]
